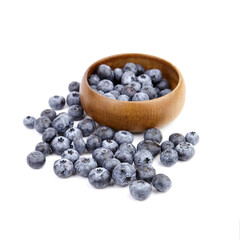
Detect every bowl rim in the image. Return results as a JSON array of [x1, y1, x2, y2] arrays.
[[83, 53, 184, 104]]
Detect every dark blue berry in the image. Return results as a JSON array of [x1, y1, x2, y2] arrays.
[[160, 89, 171, 96], [77, 118, 96, 137], [114, 150, 133, 164], [169, 133, 185, 147], [97, 80, 114, 93], [129, 180, 152, 201], [53, 159, 74, 178], [35, 142, 52, 156], [34, 116, 52, 133], [134, 150, 153, 167], [92, 147, 113, 167], [160, 148, 178, 167], [104, 92, 116, 99], [136, 74, 152, 86], [117, 95, 130, 101], [72, 138, 86, 155], [102, 139, 119, 153], [140, 86, 158, 99], [49, 95, 65, 110], [121, 85, 136, 99], [68, 81, 80, 92], [156, 79, 170, 90], [129, 81, 141, 92], [109, 90, 120, 99], [64, 127, 83, 141], [132, 92, 149, 101], [136, 165, 156, 183], [118, 143, 136, 156], [23, 116, 36, 129], [160, 140, 174, 152], [97, 64, 114, 81], [94, 126, 115, 141], [136, 64, 145, 75], [66, 91, 81, 107], [51, 136, 70, 155], [88, 74, 100, 86], [121, 71, 136, 85], [68, 105, 84, 120], [144, 128, 163, 143], [114, 84, 124, 93], [114, 130, 133, 145], [88, 167, 111, 189], [75, 157, 98, 177], [102, 158, 121, 172], [27, 151, 46, 169], [42, 127, 57, 143], [52, 113, 74, 135], [61, 149, 79, 163], [175, 142, 195, 161], [137, 140, 161, 157], [86, 135, 102, 153], [145, 69, 162, 84], [123, 63, 138, 75], [114, 68, 123, 81], [41, 109, 56, 121], [152, 174, 172, 192], [185, 132, 199, 145]]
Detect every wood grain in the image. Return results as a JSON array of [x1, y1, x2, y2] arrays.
[[80, 53, 186, 132]]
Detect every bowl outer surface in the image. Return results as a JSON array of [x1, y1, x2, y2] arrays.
[[80, 53, 185, 132]]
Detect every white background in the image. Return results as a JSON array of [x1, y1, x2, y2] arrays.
[[0, 0, 239, 239]]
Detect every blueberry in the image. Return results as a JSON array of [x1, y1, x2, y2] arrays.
[[77, 118, 96, 137], [123, 62, 138, 75], [114, 130, 133, 145], [185, 132, 199, 145], [68, 81, 80, 92], [132, 92, 149, 101], [104, 92, 116, 100], [114, 150, 133, 164], [97, 79, 114, 93], [175, 142, 195, 161], [34, 116, 52, 133], [114, 84, 124, 93], [136, 64, 145, 75], [64, 127, 83, 141], [61, 149, 79, 163], [154, 87, 161, 97], [88, 167, 111, 189], [40, 109, 56, 121], [169, 133, 185, 147], [94, 126, 115, 141], [160, 89, 171, 96], [160, 140, 174, 152], [102, 139, 119, 153], [117, 95, 130, 101], [72, 138, 86, 155], [121, 71, 136, 85], [90, 85, 97, 90], [94, 89, 104, 95], [35, 142, 52, 156], [51, 136, 70, 155], [68, 105, 84, 120], [160, 148, 178, 167], [75, 157, 98, 177], [53, 159, 74, 178], [92, 147, 113, 166], [114, 68, 123, 81], [52, 113, 74, 135], [129, 81, 141, 92], [112, 163, 136, 187], [140, 86, 158, 99], [66, 91, 81, 107], [86, 135, 102, 153], [109, 90, 120, 99], [136, 74, 152, 86], [23, 116, 36, 129], [129, 180, 152, 201], [145, 69, 162, 84], [49, 95, 65, 110], [144, 128, 163, 143], [88, 74, 100, 86], [134, 150, 153, 167], [102, 158, 121, 172], [156, 79, 170, 90], [118, 143, 136, 156], [97, 64, 114, 81], [120, 85, 136, 99], [152, 174, 172, 192], [27, 151, 46, 169], [136, 165, 156, 183], [42, 127, 57, 143], [137, 140, 161, 157]]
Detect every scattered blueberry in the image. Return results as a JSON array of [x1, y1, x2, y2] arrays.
[[137, 140, 161, 157], [23, 116, 36, 129], [86, 134, 102, 153], [92, 147, 113, 167], [88, 74, 100, 86], [152, 174, 172, 192], [112, 163, 136, 187], [72, 137, 86, 155], [136, 165, 156, 184], [35, 142, 52, 156], [160, 148, 178, 167], [114, 130, 133, 145], [97, 64, 114, 81], [52, 113, 74, 135], [34, 116, 52, 133], [42, 127, 57, 143], [68, 105, 84, 120], [118, 143, 136, 156], [75, 157, 98, 177], [129, 180, 152, 201], [51, 136, 71, 155], [97, 79, 114, 93], [94, 126, 115, 141], [169, 133, 185, 147], [114, 150, 133, 164], [77, 118, 96, 137], [175, 142, 195, 161], [88, 167, 111, 189], [61, 149, 79, 163], [40, 109, 57, 121], [53, 159, 74, 178], [27, 151, 46, 169], [68, 81, 80, 92], [102, 139, 119, 153], [144, 128, 163, 143], [134, 150, 153, 167], [185, 132, 199, 145], [49, 95, 65, 110], [66, 91, 81, 106], [160, 140, 174, 152], [64, 127, 83, 141], [102, 158, 121, 172]]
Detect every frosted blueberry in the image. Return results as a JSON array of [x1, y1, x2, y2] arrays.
[[145, 69, 162, 84], [72, 138, 86, 155], [117, 95, 130, 101], [185, 132, 199, 145], [35, 142, 52, 156], [88, 74, 100, 86], [27, 151, 46, 169], [75, 157, 98, 177], [52, 113, 74, 135], [152, 174, 172, 192], [136, 165, 156, 184], [53, 159, 74, 178], [61, 149, 79, 163], [129, 180, 152, 201], [144, 128, 163, 143], [92, 147, 113, 167], [42, 127, 57, 143], [156, 79, 170, 90], [102, 139, 119, 153], [49, 95, 65, 110], [134, 150, 153, 167], [94, 126, 115, 141], [66, 91, 81, 106], [68, 81, 80, 92], [121, 71, 136, 85], [114, 150, 133, 164], [88, 167, 111, 189], [175, 142, 195, 161], [23, 116, 36, 129], [114, 130, 133, 145], [114, 68, 123, 81], [77, 118, 96, 137], [97, 64, 114, 81], [160, 140, 174, 152], [64, 127, 83, 142], [104, 92, 116, 100], [160, 88, 171, 96], [40, 109, 56, 121], [51, 136, 71, 155], [34, 116, 52, 133], [102, 158, 121, 172], [169, 133, 185, 147], [68, 105, 84, 121], [160, 148, 178, 167], [132, 92, 149, 101], [137, 140, 161, 157], [97, 79, 114, 93], [86, 135, 102, 153], [118, 143, 136, 156]]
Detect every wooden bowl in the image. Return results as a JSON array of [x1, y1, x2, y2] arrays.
[[80, 53, 185, 132]]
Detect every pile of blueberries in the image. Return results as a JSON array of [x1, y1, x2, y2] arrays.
[[88, 62, 172, 101], [24, 78, 199, 201]]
